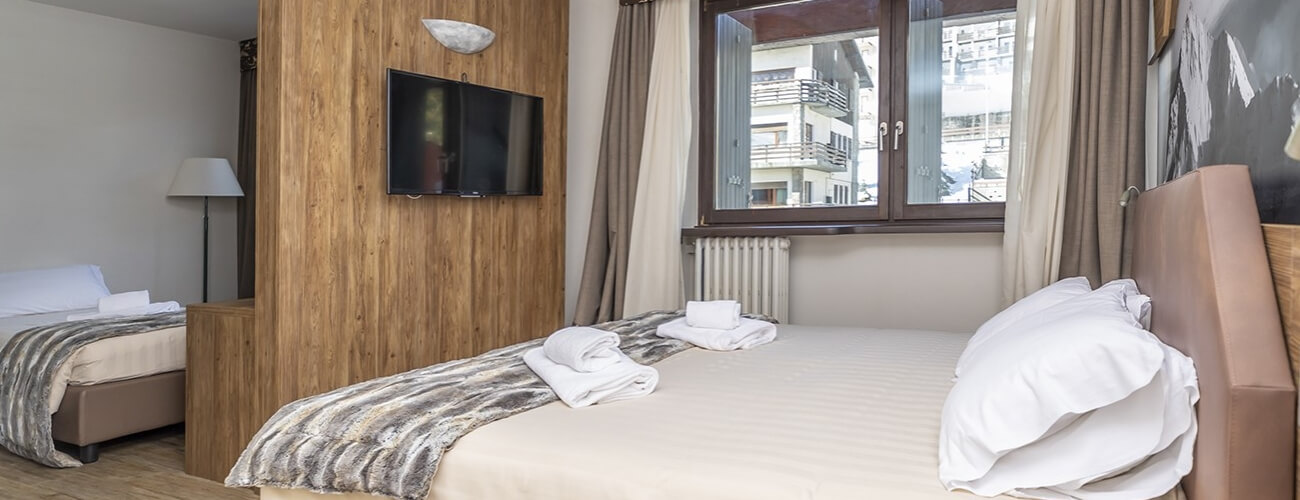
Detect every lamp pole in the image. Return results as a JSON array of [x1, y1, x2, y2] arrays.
[[202, 196, 210, 303]]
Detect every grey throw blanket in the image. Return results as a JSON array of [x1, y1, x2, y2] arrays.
[[227, 310, 712, 500], [0, 312, 187, 467]]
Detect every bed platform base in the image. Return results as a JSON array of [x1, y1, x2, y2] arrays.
[[50, 370, 185, 463]]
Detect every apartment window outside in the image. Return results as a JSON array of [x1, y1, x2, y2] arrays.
[[703, 0, 1015, 227]]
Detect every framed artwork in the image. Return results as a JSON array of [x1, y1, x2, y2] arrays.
[[1161, 0, 1300, 223], [1150, 0, 1178, 63]]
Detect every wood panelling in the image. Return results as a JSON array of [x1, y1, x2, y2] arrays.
[[1263, 224, 1300, 498], [184, 0, 567, 482], [257, 0, 567, 399], [184, 300, 262, 481]]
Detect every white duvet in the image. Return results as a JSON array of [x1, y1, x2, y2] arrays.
[[260, 325, 1183, 500]]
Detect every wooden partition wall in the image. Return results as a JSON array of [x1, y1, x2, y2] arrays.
[[254, 0, 567, 418], [187, 0, 566, 479], [1262, 224, 1300, 498]]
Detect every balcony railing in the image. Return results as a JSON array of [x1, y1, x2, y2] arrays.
[[750, 142, 850, 173], [951, 25, 1014, 44], [751, 79, 851, 118]]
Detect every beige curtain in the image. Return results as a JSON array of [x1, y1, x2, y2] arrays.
[[1001, 0, 1079, 304], [573, 3, 657, 325], [1058, 0, 1148, 286], [622, 0, 692, 317]]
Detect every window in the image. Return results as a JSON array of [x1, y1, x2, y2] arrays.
[[751, 124, 789, 146], [702, 0, 1015, 228], [751, 186, 788, 207]]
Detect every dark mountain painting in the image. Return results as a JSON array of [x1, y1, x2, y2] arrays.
[[1163, 0, 1300, 223]]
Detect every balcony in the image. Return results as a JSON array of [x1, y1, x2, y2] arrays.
[[751, 79, 851, 118], [953, 25, 1014, 44], [750, 142, 850, 173]]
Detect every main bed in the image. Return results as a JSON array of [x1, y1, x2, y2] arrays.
[[240, 165, 1295, 500]]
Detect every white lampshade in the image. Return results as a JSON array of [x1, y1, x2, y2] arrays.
[[167, 158, 244, 197]]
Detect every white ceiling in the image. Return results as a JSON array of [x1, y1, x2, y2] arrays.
[[29, 0, 258, 41]]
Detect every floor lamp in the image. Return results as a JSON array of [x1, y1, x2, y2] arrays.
[[167, 158, 244, 303]]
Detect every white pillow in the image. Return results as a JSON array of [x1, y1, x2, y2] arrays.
[[1035, 343, 1198, 500], [955, 276, 1093, 377], [0, 265, 111, 318], [939, 284, 1166, 488], [950, 343, 1198, 498], [1102, 278, 1153, 329], [1127, 294, 1152, 330]]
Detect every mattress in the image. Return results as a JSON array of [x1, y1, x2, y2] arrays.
[[261, 326, 1183, 500], [0, 309, 186, 413]]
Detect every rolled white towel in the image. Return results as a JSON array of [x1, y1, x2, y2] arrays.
[[685, 300, 742, 330], [524, 347, 658, 408], [68, 301, 181, 321], [656, 317, 776, 351], [98, 290, 150, 312], [543, 326, 622, 373]]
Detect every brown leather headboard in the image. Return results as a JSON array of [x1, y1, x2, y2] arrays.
[[1132, 165, 1296, 499]]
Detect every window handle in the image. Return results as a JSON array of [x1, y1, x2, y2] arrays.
[[894, 121, 905, 151], [878, 122, 888, 152]]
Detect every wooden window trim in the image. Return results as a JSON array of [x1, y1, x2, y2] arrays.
[[698, 0, 1015, 232], [683, 218, 1004, 238]]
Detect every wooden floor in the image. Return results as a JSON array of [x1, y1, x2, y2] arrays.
[[0, 427, 255, 500]]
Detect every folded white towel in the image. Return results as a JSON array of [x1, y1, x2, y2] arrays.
[[685, 300, 741, 330], [98, 290, 150, 312], [68, 301, 181, 321], [656, 317, 777, 351], [524, 347, 658, 408], [542, 326, 622, 373]]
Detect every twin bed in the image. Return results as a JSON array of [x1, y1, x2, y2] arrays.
[[0, 288, 187, 463], [233, 164, 1297, 500]]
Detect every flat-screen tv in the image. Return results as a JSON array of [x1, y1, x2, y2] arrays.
[[387, 69, 543, 196]]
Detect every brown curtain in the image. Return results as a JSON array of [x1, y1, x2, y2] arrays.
[[573, 4, 656, 325], [1059, 0, 1148, 286], [236, 38, 257, 299]]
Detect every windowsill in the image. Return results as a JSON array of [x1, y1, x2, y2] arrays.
[[681, 219, 1004, 238]]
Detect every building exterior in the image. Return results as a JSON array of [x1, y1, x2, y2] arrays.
[[933, 15, 1015, 204], [748, 43, 866, 207]]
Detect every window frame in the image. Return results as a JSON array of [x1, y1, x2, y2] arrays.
[[698, 0, 1015, 231]]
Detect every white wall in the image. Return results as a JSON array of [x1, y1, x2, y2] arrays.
[[564, 0, 1004, 331], [0, 0, 240, 305], [789, 233, 1003, 332]]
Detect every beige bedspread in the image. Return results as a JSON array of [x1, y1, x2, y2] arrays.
[[0, 309, 186, 412], [260, 326, 1181, 500]]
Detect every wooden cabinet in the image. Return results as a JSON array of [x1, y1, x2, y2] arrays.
[[185, 299, 265, 482]]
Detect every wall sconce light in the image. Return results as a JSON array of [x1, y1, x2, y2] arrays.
[[1119, 185, 1141, 208], [422, 19, 495, 55]]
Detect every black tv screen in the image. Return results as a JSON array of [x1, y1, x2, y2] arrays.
[[387, 69, 543, 196]]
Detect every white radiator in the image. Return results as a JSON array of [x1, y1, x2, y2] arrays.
[[693, 237, 791, 323]]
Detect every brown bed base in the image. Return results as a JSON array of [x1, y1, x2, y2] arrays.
[[50, 370, 185, 463]]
